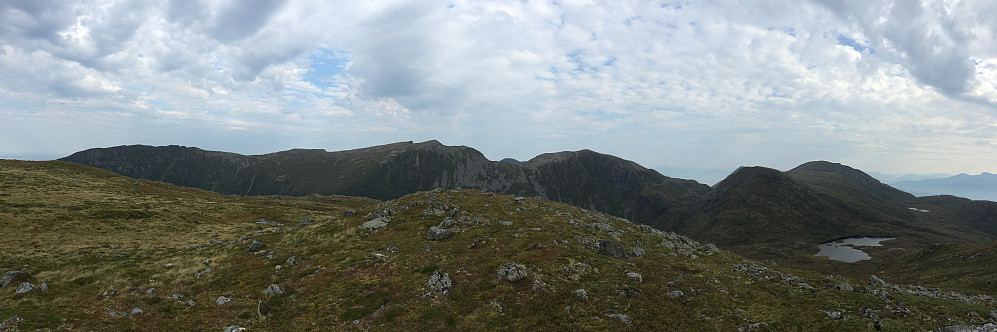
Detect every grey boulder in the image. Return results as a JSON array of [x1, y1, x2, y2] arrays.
[[497, 262, 528, 282], [359, 217, 389, 230], [426, 226, 453, 241], [426, 271, 453, 294]]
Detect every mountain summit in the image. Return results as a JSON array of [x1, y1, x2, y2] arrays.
[[60, 141, 707, 224]]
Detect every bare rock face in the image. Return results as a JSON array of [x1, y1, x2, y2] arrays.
[[14, 282, 36, 295], [869, 275, 889, 288], [426, 271, 452, 294], [0, 271, 32, 288], [216, 296, 233, 306], [359, 217, 389, 230], [247, 239, 264, 252], [497, 262, 528, 282], [426, 226, 453, 241], [597, 240, 626, 259], [263, 284, 287, 295]]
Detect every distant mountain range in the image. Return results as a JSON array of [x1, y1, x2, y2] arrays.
[[891, 173, 997, 201], [59, 141, 997, 262]]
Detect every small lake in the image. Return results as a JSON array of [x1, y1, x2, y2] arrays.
[[815, 237, 895, 263]]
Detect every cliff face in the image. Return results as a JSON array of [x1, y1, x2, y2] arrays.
[[60, 141, 701, 223]]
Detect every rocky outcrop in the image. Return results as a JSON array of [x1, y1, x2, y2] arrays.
[[0, 271, 31, 288], [426, 271, 452, 294], [497, 262, 528, 282]]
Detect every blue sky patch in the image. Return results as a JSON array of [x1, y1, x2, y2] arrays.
[[304, 48, 351, 90], [836, 34, 876, 55]]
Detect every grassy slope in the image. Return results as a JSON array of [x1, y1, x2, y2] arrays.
[[0, 160, 994, 331]]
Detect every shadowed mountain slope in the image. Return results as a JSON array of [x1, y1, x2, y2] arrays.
[[59, 143, 997, 265], [60, 141, 708, 225]]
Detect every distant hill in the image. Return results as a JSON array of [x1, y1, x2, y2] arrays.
[[59, 144, 997, 264], [892, 173, 997, 201], [661, 161, 997, 261], [59, 141, 708, 224], [498, 158, 525, 167]]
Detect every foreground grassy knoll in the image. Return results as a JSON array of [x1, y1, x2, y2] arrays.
[[0, 160, 994, 331]]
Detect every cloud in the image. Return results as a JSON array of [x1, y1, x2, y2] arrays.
[[813, 0, 990, 98], [208, 0, 289, 43], [0, 0, 995, 175]]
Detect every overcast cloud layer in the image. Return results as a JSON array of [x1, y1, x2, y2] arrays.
[[1, 0, 995, 176]]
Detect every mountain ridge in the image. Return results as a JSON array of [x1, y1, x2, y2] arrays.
[[60, 141, 706, 225], [58, 142, 997, 265]]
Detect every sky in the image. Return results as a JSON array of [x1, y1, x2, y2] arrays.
[[1, 0, 996, 177]]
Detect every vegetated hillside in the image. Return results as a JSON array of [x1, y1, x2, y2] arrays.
[[59, 143, 997, 268], [59, 141, 708, 224], [664, 164, 997, 263], [1, 160, 995, 331], [892, 173, 997, 202], [884, 241, 997, 295]]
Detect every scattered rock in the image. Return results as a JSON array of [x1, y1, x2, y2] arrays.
[[183, 299, 197, 307], [247, 239, 265, 252], [343, 210, 356, 218], [497, 262, 528, 282], [631, 247, 645, 257], [498, 220, 513, 226], [869, 275, 888, 288], [255, 219, 284, 227], [223, 326, 246, 332], [0, 271, 32, 287], [40, 282, 48, 291], [738, 322, 770, 331], [597, 240, 626, 259], [0, 315, 23, 331], [587, 223, 613, 232], [936, 323, 997, 332], [488, 299, 503, 313], [109, 244, 120, 249], [216, 296, 233, 306], [130, 307, 143, 315], [359, 217, 389, 230], [426, 271, 452, 294], [14, 282, 35, 295], [627, 272, 643, 284], [991, 310, 997, 321], [669, 289, 685, 299], [146, 288, 155, 295], [298, 217, 314, 226], [834, 281, 854, 292], [605, 313, 631, 323], [286, 256, 297, 267], [426, 226, 453, 241], [575, 289, 589, 301], [196, 268, 213, 279], [165, 263, 174, 268], [823, 311, 842, 320], [438, 218, 456, 228], [263, 284, 286, 295], [702, 243, 720, 255], [563, 262, 594, 280]]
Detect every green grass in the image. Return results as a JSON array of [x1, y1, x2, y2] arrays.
[[0, 160, 994, 330]]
